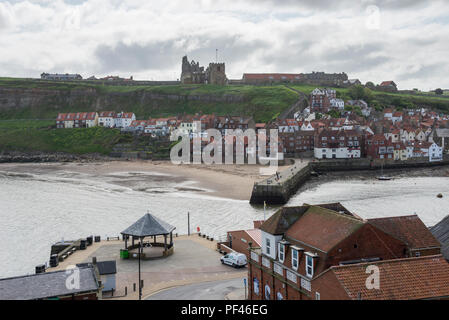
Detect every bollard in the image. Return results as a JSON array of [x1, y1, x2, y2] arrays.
[[141, 280, 144, 288], [133, 283, 136, 292], [125, 287, 127, 296]]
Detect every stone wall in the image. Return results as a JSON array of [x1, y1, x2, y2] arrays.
[[250, 155, 449, 205]]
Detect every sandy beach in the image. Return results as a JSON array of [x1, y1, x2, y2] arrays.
[[0, 160, 292, 200]]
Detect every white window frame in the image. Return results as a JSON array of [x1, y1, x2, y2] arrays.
[[315, 292, 321, 300], [265, 238, 271, 256], [306, 254, 314, 278], [291, 249, 298, 270], [278, 243, 285, 262]]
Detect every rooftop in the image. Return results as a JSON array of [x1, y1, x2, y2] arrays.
[[0, 266, 99, 300], [121, 213, 176, 237], [329, 255, 449, 300], [368, 215, 441, 250]]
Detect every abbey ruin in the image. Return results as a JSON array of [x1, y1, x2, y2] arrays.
[[180, 56, 227, 85]]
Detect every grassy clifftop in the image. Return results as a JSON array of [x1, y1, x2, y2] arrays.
[[1, 77, 449, 124], [0, 78, 299, 123]]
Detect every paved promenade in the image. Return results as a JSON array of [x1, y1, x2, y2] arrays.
[[47, 234, 246, 300]]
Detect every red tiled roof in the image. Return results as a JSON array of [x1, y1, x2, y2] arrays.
[[380, 81, 396, 87], [56, 113, 67, 120], [328, 255, 449, 300], [99, 111, 116, 118], [65, 113, 76, 121], [368, 215, 441, 250], [86, 112, 97, 120], [245, 229, 262, 247]]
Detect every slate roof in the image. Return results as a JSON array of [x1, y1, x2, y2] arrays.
[[76, 261, 116, 275], [327, 255, 449, 300], [430, 215, 449, 261], [121, 213, 176, 237], [259, 205, 309, 235], [368, 215, 441, 250], [0, 266, 99, 300], [285, 206, 364, 252], [260, 203, 360, 236]]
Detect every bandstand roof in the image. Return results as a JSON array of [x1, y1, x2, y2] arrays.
[[121, 213, 176, 237]]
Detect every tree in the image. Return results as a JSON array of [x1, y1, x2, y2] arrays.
[[328, 110, 341, 118], [348, 85, 374, 103], [365, 82, 375, 90], [435, 88, 444, 95]]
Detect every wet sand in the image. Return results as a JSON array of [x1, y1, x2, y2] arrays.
[[0, 160, 291, 201]]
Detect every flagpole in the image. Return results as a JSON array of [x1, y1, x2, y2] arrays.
[[264, 201, 266, 221]]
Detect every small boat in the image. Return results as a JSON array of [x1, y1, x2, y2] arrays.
[[376, 163, 392, 181]]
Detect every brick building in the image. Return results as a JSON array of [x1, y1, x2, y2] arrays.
[[314, 129, 362, 159], [309, 88, 336, 113], [248, 203, 446, 300], [279, 131, 314, 155]]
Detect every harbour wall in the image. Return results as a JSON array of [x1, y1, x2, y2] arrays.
[[250, 155, 449, 205]]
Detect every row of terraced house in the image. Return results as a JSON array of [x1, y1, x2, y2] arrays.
[[56, 111, 136, 129]]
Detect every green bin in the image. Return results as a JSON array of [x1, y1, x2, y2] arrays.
[[120, 249, 129, 259]]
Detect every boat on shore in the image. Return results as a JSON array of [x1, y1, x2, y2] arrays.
[[376, 163, 392, 181]]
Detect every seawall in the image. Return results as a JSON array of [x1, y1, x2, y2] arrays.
[[250, 156, 449, 205]]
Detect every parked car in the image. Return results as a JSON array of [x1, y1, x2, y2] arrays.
[[220, 252, 247, 268]]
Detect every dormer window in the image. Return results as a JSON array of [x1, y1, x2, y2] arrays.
[[278, 243, 285, 263], [292, 249, 298, 270], [265, 238, 271, 256], [306, 253, 315, 278]]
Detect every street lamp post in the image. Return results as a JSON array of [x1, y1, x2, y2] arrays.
[[138, 237, 142, 300]]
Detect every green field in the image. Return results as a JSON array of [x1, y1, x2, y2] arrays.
[[0, 124, 131, 154]]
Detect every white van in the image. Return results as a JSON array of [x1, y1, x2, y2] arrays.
[[221, 252, 247, 268]]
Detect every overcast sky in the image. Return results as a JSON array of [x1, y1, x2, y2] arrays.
[[0, 0, 448, 90]]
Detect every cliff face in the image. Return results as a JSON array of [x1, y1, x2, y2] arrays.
[[0, 87, 245, 116], [0, 81, 299, 123]]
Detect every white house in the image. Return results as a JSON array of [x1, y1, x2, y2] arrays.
[[98, 111, 117, 128], [330, 98, 345, 110], [115, 112, 136, 129], [391, 112, 403, 124], [383, 109, 393, 120], [429, 143, 443, 162], [301, 121, 314, 131]]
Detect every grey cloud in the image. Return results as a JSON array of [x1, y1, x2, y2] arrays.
[[240, 0, 428, 11], [397, 64, 447, 81], [94, 35, 270, 74]]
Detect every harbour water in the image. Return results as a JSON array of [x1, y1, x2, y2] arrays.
[[1, 164, 449, 277]]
